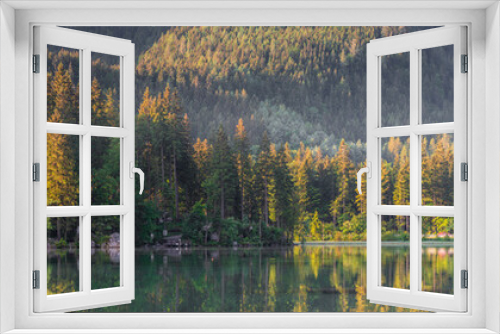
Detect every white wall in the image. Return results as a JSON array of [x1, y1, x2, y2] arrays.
[[0, 2, 16, 333], [6, 4, 494, 331], [486, 2, 500, 333]]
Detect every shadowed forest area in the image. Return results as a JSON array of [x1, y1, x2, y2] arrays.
[[47, 26, 454, 248]]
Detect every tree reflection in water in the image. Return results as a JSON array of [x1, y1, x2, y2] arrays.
[[46, 245, 454, 312]]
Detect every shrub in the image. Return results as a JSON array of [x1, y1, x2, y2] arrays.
[[381, 231, 409, 242], [55, 238, 68, 249], [219, 218, 240, 246], [135, 196, 161, 246], [181, 201, 208, 245]]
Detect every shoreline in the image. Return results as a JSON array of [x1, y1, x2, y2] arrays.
[[47, 240, 455, 252], [295, 241, 454, 246]]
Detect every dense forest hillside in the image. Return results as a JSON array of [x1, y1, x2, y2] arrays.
[[46, 26, 453, 247], [73, 26, 446, 158]]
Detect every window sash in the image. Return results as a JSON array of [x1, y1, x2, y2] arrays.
[[366, 26, 468, 312], [33, 26, 136, 313]]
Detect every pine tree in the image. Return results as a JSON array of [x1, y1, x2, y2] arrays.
[[50, 62, 79, 124], [103, 88, 119, 127], [91, 77, 103, 124], [255, 132, 274, 239], [273, 145, 296, 241], [234, 118, 252, 220], [290, 143, 309, 229], [47, 61, 80, 240], [208, 126, 237, 220], [381, 160, 393, 205], [331, 139, 355, 228], [393, 144, 410, 232], [193, 138, 211, 185], [309, 211, 321, 240]]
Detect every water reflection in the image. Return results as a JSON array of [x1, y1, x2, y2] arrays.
[[47, 249, 79, 294], [46, 245, 454, 312], [381, 244, 410, 290]]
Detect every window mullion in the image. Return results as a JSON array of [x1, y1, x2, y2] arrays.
[[409, 47, 420, 295], [82, 47, 92, 295], [78, 47, 84, 292]]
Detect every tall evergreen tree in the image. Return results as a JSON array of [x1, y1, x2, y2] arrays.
[[255, 132, 274, 239], [234, 119, 252, 220], [331, 139, 355, 227], [208, 126, 238, 220]]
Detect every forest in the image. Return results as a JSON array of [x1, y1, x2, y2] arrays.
[[46, 26, 454, 248]]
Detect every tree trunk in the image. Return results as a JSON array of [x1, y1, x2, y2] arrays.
[[263, 261, 269, 311], [205, 222, 209, 245], [173, 148, 179, 221], [221, 270, 225, 312], [57, 217, 61, 240], [161, 146, 165, 187], [259, 220, 262, 242], [220, 180, 225, 219], [264, 178, 269, 226], [241, 180, 245, 221]]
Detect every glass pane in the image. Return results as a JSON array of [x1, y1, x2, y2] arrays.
[[421, 217, 454, 294], [381, 215, 410, 290], [47, 134, 79, 206], [421, 45, 454, 124], [91, 216, 121, 290], [421, 134, 454, 206], [47, 45, 80, 124], [47, 217, 80, 295], [381, 137, 410, 205], [91, 52, 120, 127], [91, 137, 120, 205], [381, 52, 410, 127]]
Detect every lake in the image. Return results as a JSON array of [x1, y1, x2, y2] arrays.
[[46, 244, 454, 312]]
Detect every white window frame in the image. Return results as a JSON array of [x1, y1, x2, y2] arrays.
[[0, 1, 498, 333], [365, 26, 467, 312], [33, 26, 136, 313]]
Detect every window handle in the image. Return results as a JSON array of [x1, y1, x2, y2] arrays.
[[129, 162, 145, 195], [357, 162, 371, 195]]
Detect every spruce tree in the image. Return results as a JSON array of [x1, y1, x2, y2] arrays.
[[234, 119, 252, 220]]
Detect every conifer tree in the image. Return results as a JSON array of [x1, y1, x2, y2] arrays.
[[331, 139, 355, 228], [290, 143, 309, 228], [255, 132, 274, 235], [47, 62, 79, 239], [208, 126, 237, 220], [393, 145, 410, 232], [310, 211, 322, 241], [234, 118, 252, 220], [273, 145, 296, 240]]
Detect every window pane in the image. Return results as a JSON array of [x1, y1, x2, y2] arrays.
[[47, 217, 80, 295], [381, 52, 410, 127], [421, 217, 454, 294], [91, 216, 121, 290], [421, 134, 454, 206], [381, 137, 410, 205], [421, 45, 454, 124], [47, 134, 79, 206], [91, 52, 120, 127], [47, 45, 80, 124], [381, 215, 410, 290], [91, 137, 120, 205]]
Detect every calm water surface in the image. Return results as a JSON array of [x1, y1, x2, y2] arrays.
[[47, 244, 454, 312]]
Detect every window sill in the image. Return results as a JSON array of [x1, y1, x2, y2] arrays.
[[4, 329, 497, 334]]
